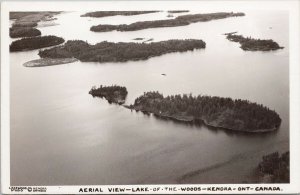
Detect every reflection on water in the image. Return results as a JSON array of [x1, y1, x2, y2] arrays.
[[10, 9, 289, 185]]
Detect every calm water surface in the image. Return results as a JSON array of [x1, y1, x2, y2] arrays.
[[10, 10, 289, 185]]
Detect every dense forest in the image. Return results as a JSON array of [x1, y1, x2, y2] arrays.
[[10, 27, 41, 38], [10, 36, 65, 52], [258, 151, 289, 183], [168, 10, 189, 13], [90, 12, 245, 32], [128, 92, 281, 132], [38, 39, 206, 63], [89, 85, 128, 105], [225, 33, 284, 51], [81, 11, 159, 18]]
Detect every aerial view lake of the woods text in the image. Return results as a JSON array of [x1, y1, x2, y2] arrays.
[[10, 5, 289, 185]]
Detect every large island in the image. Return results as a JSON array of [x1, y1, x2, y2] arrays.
[[127, 91, 281, 132], [38, 39, 206, 63], [90, 12, 245, 32]]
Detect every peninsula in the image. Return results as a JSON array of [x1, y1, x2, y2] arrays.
[[10, 36, 65, 52], [89, 85, 128, 105], [126, 92, 281, 132], [225, 32, 284, 51], [38, 39, 206, 63], [90, 12, 245, 32], [81, 11, 159, 18]]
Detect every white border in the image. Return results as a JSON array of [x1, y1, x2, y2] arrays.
[[1, 0, 300, 194]]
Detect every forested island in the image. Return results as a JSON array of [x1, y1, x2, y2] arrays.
[[90, 12, 245, 32], [10, 27, 41, 38], [10, 36, 65, 52], [81, 11, 159, 18], [225, 32, 284, 51], [89, 85, 128, 105], [38, 39, 206, 63], [258, 151, 289, 183], [126, 92, 281, 132], [10, 12, 59, 38]]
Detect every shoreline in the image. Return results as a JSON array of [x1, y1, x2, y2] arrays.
[[124, 106, 277, 133]]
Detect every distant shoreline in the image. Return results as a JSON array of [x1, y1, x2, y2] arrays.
[[90, 12, 245, 32]]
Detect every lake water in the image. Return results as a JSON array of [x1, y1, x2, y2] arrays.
[[10, 10, 289, 185]]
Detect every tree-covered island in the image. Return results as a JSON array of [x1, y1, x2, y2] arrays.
[[90, 12, 245, 32], [258, 151, 289, 183], [126, 92, 281, 132], [38, 39, 206, 63], [225, 32, 284, 51], [10, 35, 65, 52], [10, 27, 41, 38], [81, 11, 160, 18], [89, 85, 128, 105]]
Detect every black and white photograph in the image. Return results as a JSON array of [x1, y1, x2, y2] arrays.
[[1, 0, 300, 194]]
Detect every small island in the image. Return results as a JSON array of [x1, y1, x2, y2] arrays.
[[81, 11, 159, 18], [38, 39, 206, 63], [258, 151, 289, 183], [90, 12, 245, 32], [89, 85, 128, 105], [10, 35, 65, 52], [126, 92, 281, 132], [225, 32, 284, 51], [10, 27, 41, 38]]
